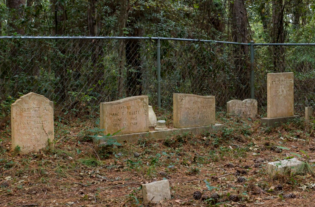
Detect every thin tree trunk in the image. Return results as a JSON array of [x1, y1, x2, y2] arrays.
[[117, 0, 128, 98], [292, 0, 303, 29], [271, 0, 286, 72], [258, 1, 270, 41], [88, 0, 97, 36]]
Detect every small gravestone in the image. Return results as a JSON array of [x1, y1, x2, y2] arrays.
[[100, 96, 149, 135], [305, 107, 313, 132], [142, 180, 171, 204], [267, 158, 303, 176], [305, 107, 313, 122], [227, 99, 257, 118], [173, 93, 215, 128], [155, 120, 168, 131], [148, 105, 157, 128], [261, 72, 296, 126], [11, 92, 54, 154]]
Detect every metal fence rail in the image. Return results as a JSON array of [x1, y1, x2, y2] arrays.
[[0, 36, 314, 123]]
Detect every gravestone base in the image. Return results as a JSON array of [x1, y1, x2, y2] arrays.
[[95, 124, 223, 145], [261, 115, 299, 127]]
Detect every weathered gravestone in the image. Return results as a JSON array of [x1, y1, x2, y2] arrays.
[[142, 180, 171, 204], [227, 99, 257, 118], [11, 92, 54, 154], [173, 93, 215, 128], [100, 96, 149, 135], [261, 72, 295, 126]]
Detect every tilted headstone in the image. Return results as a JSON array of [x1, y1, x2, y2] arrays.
[[11, 92, 54, 154], [173, 93, 215, 128], [267, 72, 294, 118], [100, 96, 149, 135], [227, 99, 257, 118], [142, 180, 171, 204]]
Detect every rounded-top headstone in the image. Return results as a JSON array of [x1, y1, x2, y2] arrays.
[[11, 92, 54, 154]]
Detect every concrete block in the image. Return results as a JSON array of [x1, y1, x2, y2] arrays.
[[95, 124, 223, 145], [142, 180, 171, 204]]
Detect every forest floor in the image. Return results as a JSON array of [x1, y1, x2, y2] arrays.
[[1, 113, 315, 207]]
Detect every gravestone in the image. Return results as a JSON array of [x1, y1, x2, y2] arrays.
[[142, 180, 171, 204], [148, 105, 157, 128], [11, 92, 54, 154], [227, 99, 257, 118], [305, 107, 313, 132], [155, 120, 168, 131], [173, 93, 215, 128], [261, 72, 296, 126], [267, 72, 294, 118], [305, 107, 313, 121], [100, 96, 149, 135]]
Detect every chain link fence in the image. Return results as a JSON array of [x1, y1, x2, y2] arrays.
[[0, 36, 314, 125], [160, 40, 250, 110], [0, 37, 158, 122]]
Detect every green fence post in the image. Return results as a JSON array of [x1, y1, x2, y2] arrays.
[[250, 41, 255, 99], [157, 38, 161, 108]]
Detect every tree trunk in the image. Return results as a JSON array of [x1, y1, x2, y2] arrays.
[[51, 0, 66, 35], [51, 0, 69, 108], [292, 0, 303, 29], [258, 1, 270, 41], [7, 0, 26, 34], [126, 20, 142, 97], [230, 0, 251, 99], [271, 0, 286, 72], [117, 0, 128, 98], [88, 0, 97, 36]]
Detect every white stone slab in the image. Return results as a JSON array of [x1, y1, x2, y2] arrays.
[[266, 158, 303, 176], [142, 180, 171, 204]]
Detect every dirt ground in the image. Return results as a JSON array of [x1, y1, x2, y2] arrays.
[[1, 113, 315, 207]]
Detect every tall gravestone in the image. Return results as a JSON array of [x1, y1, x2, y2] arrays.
[[173, 93, 215, 128], [11, 92, 54, 154], [267, 72, 294, 118], [100, 96, 149, 135], [227, 99, 257, 118], [261, 72, 296, 126]]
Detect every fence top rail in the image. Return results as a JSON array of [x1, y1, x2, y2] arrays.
[[3, 36, 315, 46], [254, 43, 315, 46], [0, 36, 250, 45]]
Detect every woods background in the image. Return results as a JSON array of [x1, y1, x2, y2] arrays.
[[1, 0, 315, 123]]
